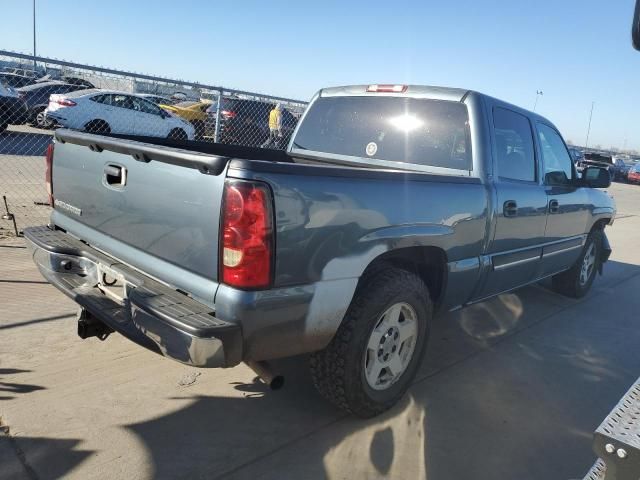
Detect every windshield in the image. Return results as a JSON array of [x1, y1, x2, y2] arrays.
[[293, 96, 472, 171]]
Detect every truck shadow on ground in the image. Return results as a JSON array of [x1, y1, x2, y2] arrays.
[[0, 368, 45, 401], [10, 262, 640, 479], [114, 262, 640, 480], [1, 433, 93, 480]]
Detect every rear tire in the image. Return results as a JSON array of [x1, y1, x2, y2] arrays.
[[551, 229, 602, 298], [33, 107, 53, 129], [191, 120, 205, 140], [168, 128, 188, 141], [310, 267, 432, 418], [84, 120, 111, 134]]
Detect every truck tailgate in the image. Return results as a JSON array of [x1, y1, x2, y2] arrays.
[[50, 131, 227, 297]]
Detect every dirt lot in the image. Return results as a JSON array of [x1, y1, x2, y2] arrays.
[[1, 182, 640, 480]]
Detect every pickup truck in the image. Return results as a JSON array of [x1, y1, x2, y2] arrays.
[[25, 84, 615, 418]]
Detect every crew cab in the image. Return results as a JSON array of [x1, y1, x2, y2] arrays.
[[25, 84, 615, 417]]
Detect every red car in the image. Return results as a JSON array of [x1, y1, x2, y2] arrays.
[[628, 164, 640, 184]]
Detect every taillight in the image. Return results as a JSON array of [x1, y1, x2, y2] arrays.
[[220, 180, 274, 289], [366, 84, 408, 93], [45, 143, 54, 206], [54, 98, 76, 107], [221, 110, 237, 118]]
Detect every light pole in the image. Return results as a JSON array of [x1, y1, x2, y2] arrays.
[[32, 0, 37, 72], [533, 90, 543, 111], [585, 101, 595, 149]]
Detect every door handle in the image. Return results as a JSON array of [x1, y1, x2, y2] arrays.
[[503, 200, 518, 217], [548, 199, 560, 214], [104, 164, 126, 187]]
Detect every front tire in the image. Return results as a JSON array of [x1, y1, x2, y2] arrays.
[[310, 267, 432, 418], [191, 120, 205, 140], [551, 230, 602, 298]]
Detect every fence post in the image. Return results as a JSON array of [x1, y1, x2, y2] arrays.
[[213, 90, 223, 143]]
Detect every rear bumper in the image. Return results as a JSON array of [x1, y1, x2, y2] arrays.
[[24, 226, 242, 368]]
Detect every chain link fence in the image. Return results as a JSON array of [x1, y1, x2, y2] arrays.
[[0, 50, 307, 236]]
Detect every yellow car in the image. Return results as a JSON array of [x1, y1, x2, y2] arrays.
[[160, 100, 211, 138]]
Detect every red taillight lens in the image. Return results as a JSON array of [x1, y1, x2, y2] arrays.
[[221, 110, 237, 118], [220, 180, 273, 289], [54, 98, 76, 107], [45, 143, 54, 206], [366, 84, 408, 93]]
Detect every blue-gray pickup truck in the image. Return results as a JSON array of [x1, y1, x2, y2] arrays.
[[25, 84, 615, 417]]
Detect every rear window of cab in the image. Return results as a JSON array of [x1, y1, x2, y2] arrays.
[[292, 96, 472, 171]]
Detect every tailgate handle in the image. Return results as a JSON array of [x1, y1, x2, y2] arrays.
[[104, 164, 126, 187]]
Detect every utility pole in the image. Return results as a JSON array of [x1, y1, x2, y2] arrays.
[[585, 101, 595, 149], [32, 0, 37, 72], [533, 90, 543, 112]]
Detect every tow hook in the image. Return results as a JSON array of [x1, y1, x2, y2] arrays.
[[77, 308, 113, 341]]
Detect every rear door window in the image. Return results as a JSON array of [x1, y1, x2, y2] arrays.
[[292, 96, 472, 170], [493, 107, 536, 182], [131, 97, 163, 116]]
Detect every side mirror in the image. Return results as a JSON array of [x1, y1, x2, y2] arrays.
[[583, 167, 611, 189], [634, 0, 640, 50]]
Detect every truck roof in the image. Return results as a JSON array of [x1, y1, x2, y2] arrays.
[[319, 84, 470, 102], [318, 84, 556, 128]]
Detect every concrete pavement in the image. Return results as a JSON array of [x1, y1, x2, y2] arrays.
[[1, 182, 639, 479]]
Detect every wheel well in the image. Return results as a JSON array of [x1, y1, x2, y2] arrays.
[[360, 247, 447, 307], [85, 119, 109, 129], [590, 218, 610, 232]]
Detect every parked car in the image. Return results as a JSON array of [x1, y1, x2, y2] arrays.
[[60, 77, 95, 89], [159, 100, 211, 139], [45, 89, 195, 140], [26, 84, 615, 417], [568, 147, 584, 165], [0, 82, 28, 132], [205, 98, 298, 146], [577, 153, 613, 178], [0, 72, 35, 89], [16, 81, 89, 128], [611, 157, 633, 181], [3, 67, 39, 78], [35, 75, 95, 89], [138, 94, 176, 106], [628, 163, 640, 184]]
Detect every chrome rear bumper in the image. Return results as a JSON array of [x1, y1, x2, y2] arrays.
[[24, 226, 242, 368]]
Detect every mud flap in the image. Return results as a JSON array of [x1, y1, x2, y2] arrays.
[[598, 232, 612, 275]]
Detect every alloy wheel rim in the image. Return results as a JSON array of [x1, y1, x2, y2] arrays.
[[579, 242, 596, 286], [364, 302, 418, 391]]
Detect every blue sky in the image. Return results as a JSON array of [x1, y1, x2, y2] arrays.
[[1, 0, 639, 150]]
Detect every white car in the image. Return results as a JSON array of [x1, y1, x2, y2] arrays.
[[45, 89, 195, 140]]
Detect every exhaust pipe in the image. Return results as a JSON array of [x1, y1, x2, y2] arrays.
[[77, 309, 113, 341], [245, 360, 284, 390]]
